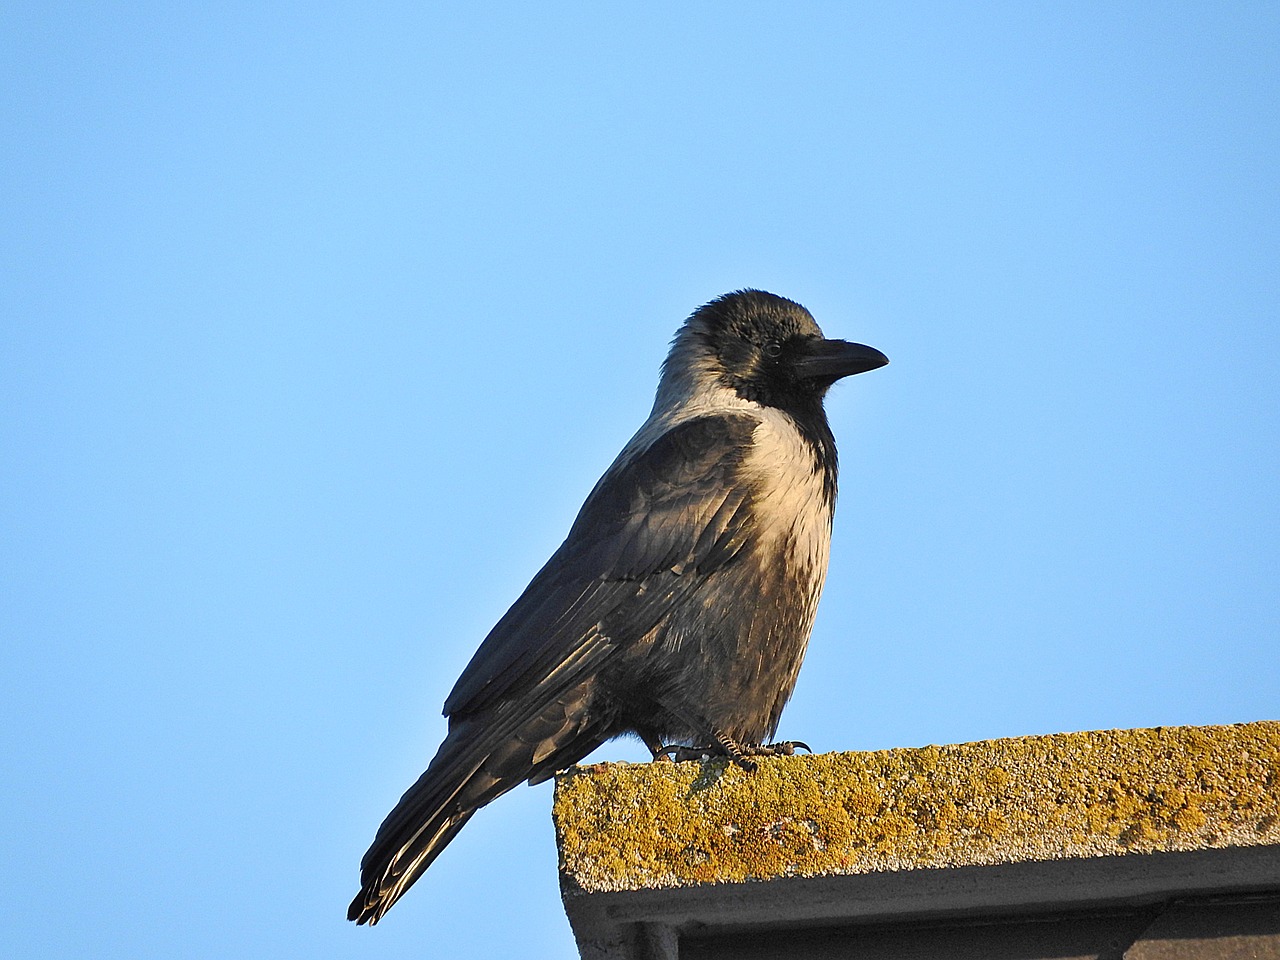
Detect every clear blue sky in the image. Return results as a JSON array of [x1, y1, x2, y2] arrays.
[[4, 3, 1277, 957]]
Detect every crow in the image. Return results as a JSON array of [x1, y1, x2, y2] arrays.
[[349, 289, 887, 924]]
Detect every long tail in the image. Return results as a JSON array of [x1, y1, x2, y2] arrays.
[[348, 697, 605, 924]]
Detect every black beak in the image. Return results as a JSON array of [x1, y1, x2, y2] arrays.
[[794, 339, 889, 383]]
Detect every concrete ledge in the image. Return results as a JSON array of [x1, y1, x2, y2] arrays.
[[553, 721, 1280, 959]]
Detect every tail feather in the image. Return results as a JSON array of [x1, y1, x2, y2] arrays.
[[349, 688, 609, 924], [348, 807, 475, 924], [348, 723, 494, 925]]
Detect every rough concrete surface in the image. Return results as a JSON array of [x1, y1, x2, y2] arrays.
[[554, 721, 1280, 896]]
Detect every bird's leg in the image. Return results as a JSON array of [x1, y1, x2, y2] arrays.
[[643, 723, 710, 763], [651, 733, 757, 769], [648, 735, 809, 768], [644, 703, 775, 770], [711, 729, 759, 772]]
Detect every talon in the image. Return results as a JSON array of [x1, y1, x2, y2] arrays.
[[769, 740, 811, 756]]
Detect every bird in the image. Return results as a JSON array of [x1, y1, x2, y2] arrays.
[[348, 289, 888, 924]]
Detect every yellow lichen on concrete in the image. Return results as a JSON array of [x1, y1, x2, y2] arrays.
[[553, 721, 1280, 894]]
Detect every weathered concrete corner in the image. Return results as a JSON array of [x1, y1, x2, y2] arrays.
[[554, 721, 1280, 895]]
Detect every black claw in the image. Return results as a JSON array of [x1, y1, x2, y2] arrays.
[[652, 744, 712, 763], [766, 740, 811, 756]]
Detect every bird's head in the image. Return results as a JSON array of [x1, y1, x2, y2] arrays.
[[657, 290, 888, 417]]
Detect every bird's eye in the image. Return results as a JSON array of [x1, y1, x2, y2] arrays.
[[762, 340, 783, 358]]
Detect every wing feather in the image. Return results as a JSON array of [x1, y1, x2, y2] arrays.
[[442, 414, 758, 719]]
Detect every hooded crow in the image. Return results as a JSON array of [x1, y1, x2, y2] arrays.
[[348, 289, 888, 924]]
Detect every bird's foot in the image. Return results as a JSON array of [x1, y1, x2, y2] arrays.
[[651, 732, 755, 769], [714, 731, 759, 772], [651, 735, 810, 772], [718, 737, 812, 770], [741, 740, 812, 758]]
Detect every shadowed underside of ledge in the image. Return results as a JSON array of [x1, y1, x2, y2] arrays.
[[553, 720, 1280, 895]]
